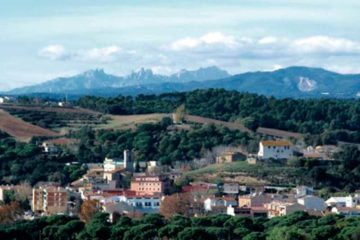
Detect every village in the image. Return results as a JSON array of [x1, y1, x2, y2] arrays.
[[1, 136, 359, 223]]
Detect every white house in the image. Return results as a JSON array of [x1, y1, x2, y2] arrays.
[[257, 140, 293, 159], [331, 207, 360, 217], [297, 195, 326, 211], [204, 197, 237, 211], [102, 194, 161, 213], [326, 195, 360, 208]]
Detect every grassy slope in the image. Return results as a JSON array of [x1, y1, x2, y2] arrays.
[[183, 161, 308, 187]]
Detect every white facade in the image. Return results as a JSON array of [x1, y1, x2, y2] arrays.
[[297, 196, 326, 211], [102, 195, 161, 210], [204, 197, 237, 211], [331, 207, 360, 217], [257, 140, 293, 159], [326, 195, 360, 208]]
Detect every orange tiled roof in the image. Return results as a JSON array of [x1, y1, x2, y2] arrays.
[[261, 140, 291, 147]]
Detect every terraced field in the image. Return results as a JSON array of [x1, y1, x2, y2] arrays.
[[0, 104, 103, 131]]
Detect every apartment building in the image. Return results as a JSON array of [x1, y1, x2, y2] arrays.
[[130, 175, 169, 195], [32, 186, 68, 215]]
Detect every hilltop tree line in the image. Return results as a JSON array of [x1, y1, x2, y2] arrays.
[[77, 89, 360, 144], [1, 211, 360, 240]]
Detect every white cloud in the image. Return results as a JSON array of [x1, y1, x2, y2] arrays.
[[292, 36, 360, 55], [258, 36, 278, 45], [168, 33, 360, 62], [82, 45, 122, 62], [38, 45, 127, 62], [169, 32, 237, 51], [38, 44, 69, 60], [200, 32, 236, 45]]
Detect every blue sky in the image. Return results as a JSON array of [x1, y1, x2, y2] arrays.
[[1, 0, 360, 90]]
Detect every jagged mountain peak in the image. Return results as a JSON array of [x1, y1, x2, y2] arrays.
[[81, 68, 106, 78]]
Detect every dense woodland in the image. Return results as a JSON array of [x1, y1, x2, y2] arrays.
[[74, 118, 253, 164], [0, 131, 85, 185], [77, 89, 360, 144], [1, 212, 360, 240]]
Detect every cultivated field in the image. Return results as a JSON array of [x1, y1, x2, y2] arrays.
[[0, 104, 103, 132], [98, 113, 169, 130], [0, 109, 59, 142]]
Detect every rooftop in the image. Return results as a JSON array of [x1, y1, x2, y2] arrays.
[[261, 140, 292, 147]]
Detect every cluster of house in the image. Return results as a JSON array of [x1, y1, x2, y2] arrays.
[[216, 140, 339, 165], [199, 183, 360, 218], [25, 150, 181, 220], [0, 138, 350, 222]]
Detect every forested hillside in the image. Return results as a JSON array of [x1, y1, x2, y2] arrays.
[[77, 89, 360, 144]]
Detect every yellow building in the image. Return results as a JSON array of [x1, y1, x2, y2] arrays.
[[216, 151, 245, 164]]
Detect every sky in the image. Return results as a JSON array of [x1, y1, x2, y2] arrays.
[[0, 0, 360, 90]]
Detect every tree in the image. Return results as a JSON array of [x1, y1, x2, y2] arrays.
[[160, 193, 193, 218], [267, 226, 309, 240], [177, 227, 209, 240], [79, 200, 99, 223], [173, 104, 186, 124], [0, 201, 23, 224], [123, 224, 157, 240]]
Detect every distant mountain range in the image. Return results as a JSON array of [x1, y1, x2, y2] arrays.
[[6, 66, 360, 98], [8, 66, 229, 95]]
